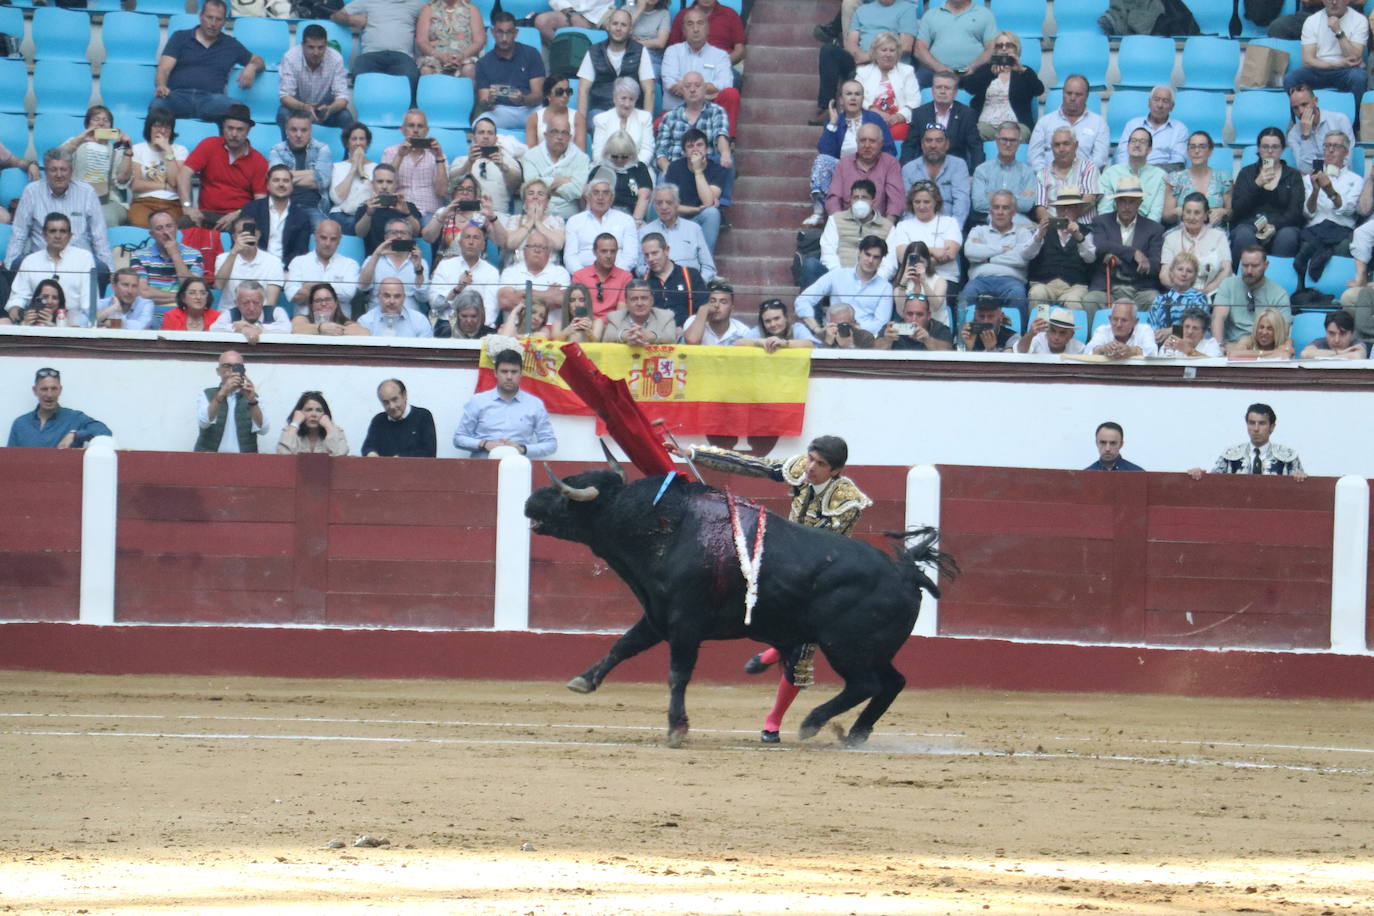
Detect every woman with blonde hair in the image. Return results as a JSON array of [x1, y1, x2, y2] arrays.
[[490, 178, 567, 266], [1227, 307, 1294, 359], [854, 32, 919, 143], [961, 32, 1044, 141], [594, 130, 653, 223]]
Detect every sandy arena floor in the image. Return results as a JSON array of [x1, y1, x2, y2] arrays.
[[0, 670, 1372, 915]]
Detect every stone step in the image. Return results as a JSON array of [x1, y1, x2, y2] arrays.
[[749, 0, 837, 24], [715, 233, 800, 258], [714, 257, 796, 287], [730, 201, 812, 230], [732, 175, 806, 203], [747, 23, 828, 48], [736, 123, 821, 149]]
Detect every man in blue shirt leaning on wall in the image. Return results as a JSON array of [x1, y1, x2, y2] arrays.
[[8, 368, 112, 448]]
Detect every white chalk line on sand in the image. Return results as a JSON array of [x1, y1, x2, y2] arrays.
[[2, 712, 1372, 757], [2, 727, 1371, 776]]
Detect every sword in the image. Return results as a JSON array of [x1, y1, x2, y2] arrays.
[[652, 417, 705, 484]]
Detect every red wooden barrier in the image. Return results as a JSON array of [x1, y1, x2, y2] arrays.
[[938, 467, 1335, 649], [0, 449, 83, 621]]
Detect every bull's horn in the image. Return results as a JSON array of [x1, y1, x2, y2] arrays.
[[598, 439, 627, 483], [543, 463, 599, 501]]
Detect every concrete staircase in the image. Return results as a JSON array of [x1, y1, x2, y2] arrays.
[[714, 0, 839, 305]]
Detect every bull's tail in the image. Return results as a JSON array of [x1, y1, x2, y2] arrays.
[[883, 527, 959, 598]]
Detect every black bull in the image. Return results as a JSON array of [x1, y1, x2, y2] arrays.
[[525, 468, 954, 747]]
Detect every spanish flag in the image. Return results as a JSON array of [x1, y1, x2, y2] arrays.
[[475, 339, 811, 436]]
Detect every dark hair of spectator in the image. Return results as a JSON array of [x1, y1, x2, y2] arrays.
[[808, 435, 848, 470], [42, 212, 71, 233], [1129, 127, 1153, 150], [1325, 309, 1355, 332], [758, 299, 792, 338], [905, 240, 934, 271], [83, 105, 114, 129], [453, 174, 480, 199], [267, 163, 293, 181], [1182, 191, 1209, 213], [175, 276, 211, 312], [344, 122, 373, 150], [373, 162, 397, 176], [300, 23, 327, 42], [1188, 130, 1214, 152], [1256, 126, 1285, 149], [491, 10, 515, 26], [1095, 421, 1124, 439], [564, 282, 592, 310], [1246, 403, 1277, 424], [143, 109, 177, 144], [288, 391, 334, 441], [31, 278, 66, 312], [543, 73, 573, 104], [1179, 307, 1208, 328], [858, 234, 888, 258], [593, 231, 618, 249], [203, 0, 227, 13], [308, 283, 351, 325], [494, 348, 524, 370], [1239, 244, 1267, 260], [681, 128, 708, 149], [625, 278, 653, 294], [112, 266, 140, 283], [850, 178, 877, 198], [640, 232, 667, 250]]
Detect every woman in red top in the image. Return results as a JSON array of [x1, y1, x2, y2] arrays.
[[159, 277, 221, 331]]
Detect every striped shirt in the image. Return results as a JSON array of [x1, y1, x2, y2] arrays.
[[653, 102, 730, 165], [1035, 159, 1102, 209], [5, 179, 113, 270], [277, 43, 351, 108], [383, 145, 443, 216], [131, 238, 204, 296]]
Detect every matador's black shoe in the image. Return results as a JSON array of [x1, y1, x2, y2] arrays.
[[760, 730, 780, 744], [744, 653, 773, 675]]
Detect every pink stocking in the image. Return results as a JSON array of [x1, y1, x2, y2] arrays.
[[763, 677, 802, 732]]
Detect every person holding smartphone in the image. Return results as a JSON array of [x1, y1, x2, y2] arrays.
[[382, 110, 449, 223], [447, 117, 521, 215], [355, 164, 423, 256], [195, 350, 267, 454], [359, 220, 429, 314], [1231, 127, 1304, 263], [213, 214, 285, 308], [1295, 130, 1361, 288]]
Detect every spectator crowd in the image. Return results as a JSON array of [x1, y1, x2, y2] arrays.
[[5, 0, 1374, 366]]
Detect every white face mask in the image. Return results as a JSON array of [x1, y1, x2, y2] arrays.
[[850, 199, 873, 221]]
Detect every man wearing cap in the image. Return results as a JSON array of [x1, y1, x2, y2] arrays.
[[1085, 297, 1159, 359], [1080, 175, 1165, 322], [179, 104, 269, 232], [8, 368, 112, 449], [1085, 422, 1143, 471], [958, 292, 1019, 352], [1097, 128, 1168, 222], [1027, 185, 1095, 314], [563, 172, 639, 274], [1187, 403, 1306, 481], [152, 0, 266, 124], [1015, 306, 1085, 355]]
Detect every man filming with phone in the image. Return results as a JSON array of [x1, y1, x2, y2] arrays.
[[195, 350, 267, 453], [359, 218, 429, 313], [875, 293, 953, 351], [213, 213, 284, 308], [354, 163, 422, 256], [382, 109, 449, 223]]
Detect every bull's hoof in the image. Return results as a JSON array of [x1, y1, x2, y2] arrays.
[[666, 727, 687, 749], [798, 721, 820, 740], [566, 675, 596, 694], [842, 728, 871, 748]]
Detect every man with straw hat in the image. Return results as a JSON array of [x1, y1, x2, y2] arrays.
[[1079, 175, 1165, 324], [1026, 184, 1094, 315]]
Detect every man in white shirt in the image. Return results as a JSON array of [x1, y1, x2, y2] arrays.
[[284, 219, 360, 316], [210, 279, 292, 343], [1284, 0, 1368, 103], [1111, 86, 1189, 168], [1028, 74, 1109, 171], [1015, 306, 1086, 355], [213, 214, 285, 308], [1085, 298, 1158, 358], [357, 276, 434, 337], [961, 190, 1047, 327], [563, 172, 639, 273], [496, 230, 571, 325], [1295, 129, 1362, 287], [519, 112, 590, 220], [4, 212, 95, 321], [639, 184, 716, 281], [430, 223, 501, 327], [682, 279, 748, 345]]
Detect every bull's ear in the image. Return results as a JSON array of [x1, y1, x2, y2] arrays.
[[598, 438, 627, 483], [543, 463, 600, 502]]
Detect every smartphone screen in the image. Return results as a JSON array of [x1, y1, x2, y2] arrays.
[[391, 239, 415, 252]]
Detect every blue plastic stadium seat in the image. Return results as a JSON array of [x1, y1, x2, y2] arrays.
[[0, 60, 28, 114], [1106, 90, 1149, 141], [1188, 0, 1239, 36], [248, 123, 280, 155], [109, 225, 152, 250], [1313, 256, 1356, 297], [1314, 90, 1356, 127], [175, 119, 220, 154], [0, 224, 11, 256], [995, 0, 1048, 38], [230, 18, 290, 70], [34, 62, 94, 116], [167, 14, 200, 37], [334, 234, 365, 262], [99, 62, 160, 114], [1350, 146, 1365, 176], [1289, 312, 1327, 346], [0, 6, 25, 46], [1115, 36, 1175, 88], [227, 68, 282, 123], [498, 0, 550, 18], [0, 173, 27, 210], [0, 112, 27, 156], [1264, 256, 1300, 293], [32, 114, 86, 158], [354, 73, 412, 127], [1052, 32, 1109, 88], [1247, 38, 1302, 77], [1179, 36, 1241, 91], [417, 74, 474, 130], [430, 126, 469, 161], [31, 7, 92, 62], [367, 127, 405, 163], [1208, 146, 1236, 174], [133, 0, 193, 15], [1053, 0, 1108, 35], [100, 11, 162, 64], [1172, 91, 1227, 141], [1230, 93, 1291, 147]]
